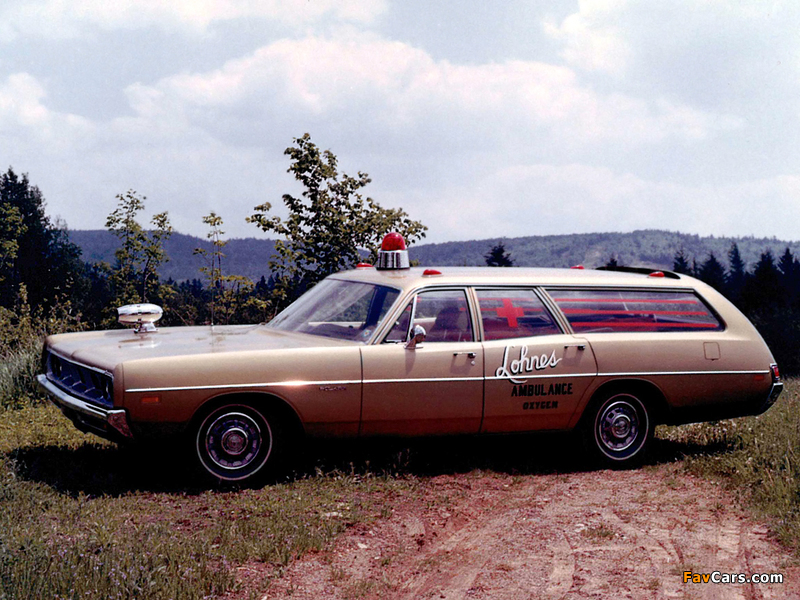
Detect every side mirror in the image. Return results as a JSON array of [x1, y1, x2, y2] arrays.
[[405, 325, 426, 350]]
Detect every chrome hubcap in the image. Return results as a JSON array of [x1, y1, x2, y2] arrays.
[[598, 399, 641, 453], [204, 412, 262, 471], [221, 427, 249, 456]]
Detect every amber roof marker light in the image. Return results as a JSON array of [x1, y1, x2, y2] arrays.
[[376, 232, 411, 270]]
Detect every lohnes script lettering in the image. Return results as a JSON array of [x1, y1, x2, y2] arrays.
[[495, 346, 562, 384]]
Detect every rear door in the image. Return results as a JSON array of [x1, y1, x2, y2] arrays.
[[477, 288, 598, 432]]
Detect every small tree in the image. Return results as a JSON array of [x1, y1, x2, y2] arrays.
[[195, 212, 269, 325], [485, 242, 513, 267], [106, 190, 173, 308], [248, 133, 427, 307]]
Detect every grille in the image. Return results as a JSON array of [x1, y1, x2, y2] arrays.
[[45, 351, 114, 408]]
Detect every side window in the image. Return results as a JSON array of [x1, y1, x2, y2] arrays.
[[547, 289, 724, 333], [384, 302, 412, 343], [417, 289, 474, 343], [476, 289, 561, 340]]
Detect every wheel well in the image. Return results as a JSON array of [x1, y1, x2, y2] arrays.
[[582, 379, 670, 427], [190, 392, 305, 441]]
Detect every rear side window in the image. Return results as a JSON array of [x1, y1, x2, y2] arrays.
[[476, 289, 561, 340], [547, 289, 723, 333]]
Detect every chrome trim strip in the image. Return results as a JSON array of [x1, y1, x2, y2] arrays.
[[125, 380, 363, 393], [486, 373, 597, 381], [126, 368, 772, 393], [363, 376, 483, 384], [598, 370, 769, 377]]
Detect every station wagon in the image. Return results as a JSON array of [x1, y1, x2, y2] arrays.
[[38, 234, 783, 483]]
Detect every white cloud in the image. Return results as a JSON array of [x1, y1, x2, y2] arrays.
[[544, 0, 631, 76], [126, 32, 740, 152], [545, 0, 800, 108], [0, 0, 387, 41], [0, 73, 93, 150], [422, 163, 800, 242]]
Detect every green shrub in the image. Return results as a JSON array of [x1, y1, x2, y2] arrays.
[[0, 287, 85, 411]]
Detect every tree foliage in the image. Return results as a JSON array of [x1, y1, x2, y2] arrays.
[[485, 242, 513, 267], [194, 212, 269, 325], [248, 133, 427, 306], [0, 168, 84, 309], [105, 190, 173, 307]]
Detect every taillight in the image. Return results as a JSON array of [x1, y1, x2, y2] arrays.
[[771, 363, 781, 381]]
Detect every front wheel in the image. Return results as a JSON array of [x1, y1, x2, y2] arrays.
[[194, 404, 281, 484], [584, 391, 652, 466]]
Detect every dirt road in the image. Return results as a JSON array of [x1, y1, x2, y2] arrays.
[[262, 462, 800, 599]]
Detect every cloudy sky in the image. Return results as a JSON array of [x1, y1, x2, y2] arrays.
[[1, 1, 798, 244]]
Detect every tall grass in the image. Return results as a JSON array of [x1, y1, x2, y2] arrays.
[[659, 379, 800, 552], [0, 288, 84, 410]]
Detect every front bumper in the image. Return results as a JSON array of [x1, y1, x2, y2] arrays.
[[37, 374, 133, 441]]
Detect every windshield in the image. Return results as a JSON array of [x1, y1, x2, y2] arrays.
[[267, 279, 401, 342]]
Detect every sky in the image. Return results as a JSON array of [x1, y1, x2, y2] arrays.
[[1, 0, 799, 245]]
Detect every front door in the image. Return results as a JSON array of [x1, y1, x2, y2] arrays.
[[360, 288, 484, 436]]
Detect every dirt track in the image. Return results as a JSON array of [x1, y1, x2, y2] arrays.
[[262, 463, 800, 600]]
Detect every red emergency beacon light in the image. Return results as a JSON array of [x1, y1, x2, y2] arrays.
[[376, 233, 410, 270]]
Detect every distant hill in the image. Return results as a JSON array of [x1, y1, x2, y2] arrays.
[[409, 230, 800, 270], [67, 229, 800, 283], [69, 230, 277, 284]]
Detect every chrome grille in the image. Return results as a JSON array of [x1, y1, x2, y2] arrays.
[[45, 351, 114, 408]]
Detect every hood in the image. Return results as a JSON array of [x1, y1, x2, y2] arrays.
[[45, 324, 358, 373]]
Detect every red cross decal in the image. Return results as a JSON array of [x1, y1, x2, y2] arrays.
[[495, 298, 525, 328]]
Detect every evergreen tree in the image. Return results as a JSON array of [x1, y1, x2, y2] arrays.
[[673, 247, 691, 275], [485, 242, 513, 267], [0, 168, 85, 308], [778, 247, 800, 300], [726, 242, 746, 301], [698, 253, 727, 292], [742, 250, 781, 312]]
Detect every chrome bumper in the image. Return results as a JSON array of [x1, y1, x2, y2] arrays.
[[37, 374, 133, 439]]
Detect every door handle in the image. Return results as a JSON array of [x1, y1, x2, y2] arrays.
[[453, 351, 477, 358], [564, 344, 586, 351]]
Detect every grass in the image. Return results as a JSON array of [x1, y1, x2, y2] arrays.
[[658, 378, 800, 553], [0, 404, 421, 600], [2, 337, 800, 600]]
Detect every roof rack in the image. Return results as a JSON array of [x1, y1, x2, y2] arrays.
[[595, 265, 681, 280]]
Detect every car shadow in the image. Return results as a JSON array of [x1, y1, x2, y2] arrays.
[[5, 432, 734, 496], [6, 442, 207, 497]]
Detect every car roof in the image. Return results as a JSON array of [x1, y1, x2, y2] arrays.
[[330, 266, 700, 293]]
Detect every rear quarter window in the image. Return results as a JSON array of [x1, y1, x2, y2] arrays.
[[546, 289, 723, 333]]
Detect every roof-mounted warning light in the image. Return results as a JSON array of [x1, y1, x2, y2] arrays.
[[571, 265, 584, 269], [376, 233, 410, 270]]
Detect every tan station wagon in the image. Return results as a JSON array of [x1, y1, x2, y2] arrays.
[[38, 234, 784, 483]]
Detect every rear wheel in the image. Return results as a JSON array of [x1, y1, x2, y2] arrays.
[[584, 391, 652, 466], [194, 404, 282, 484]]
